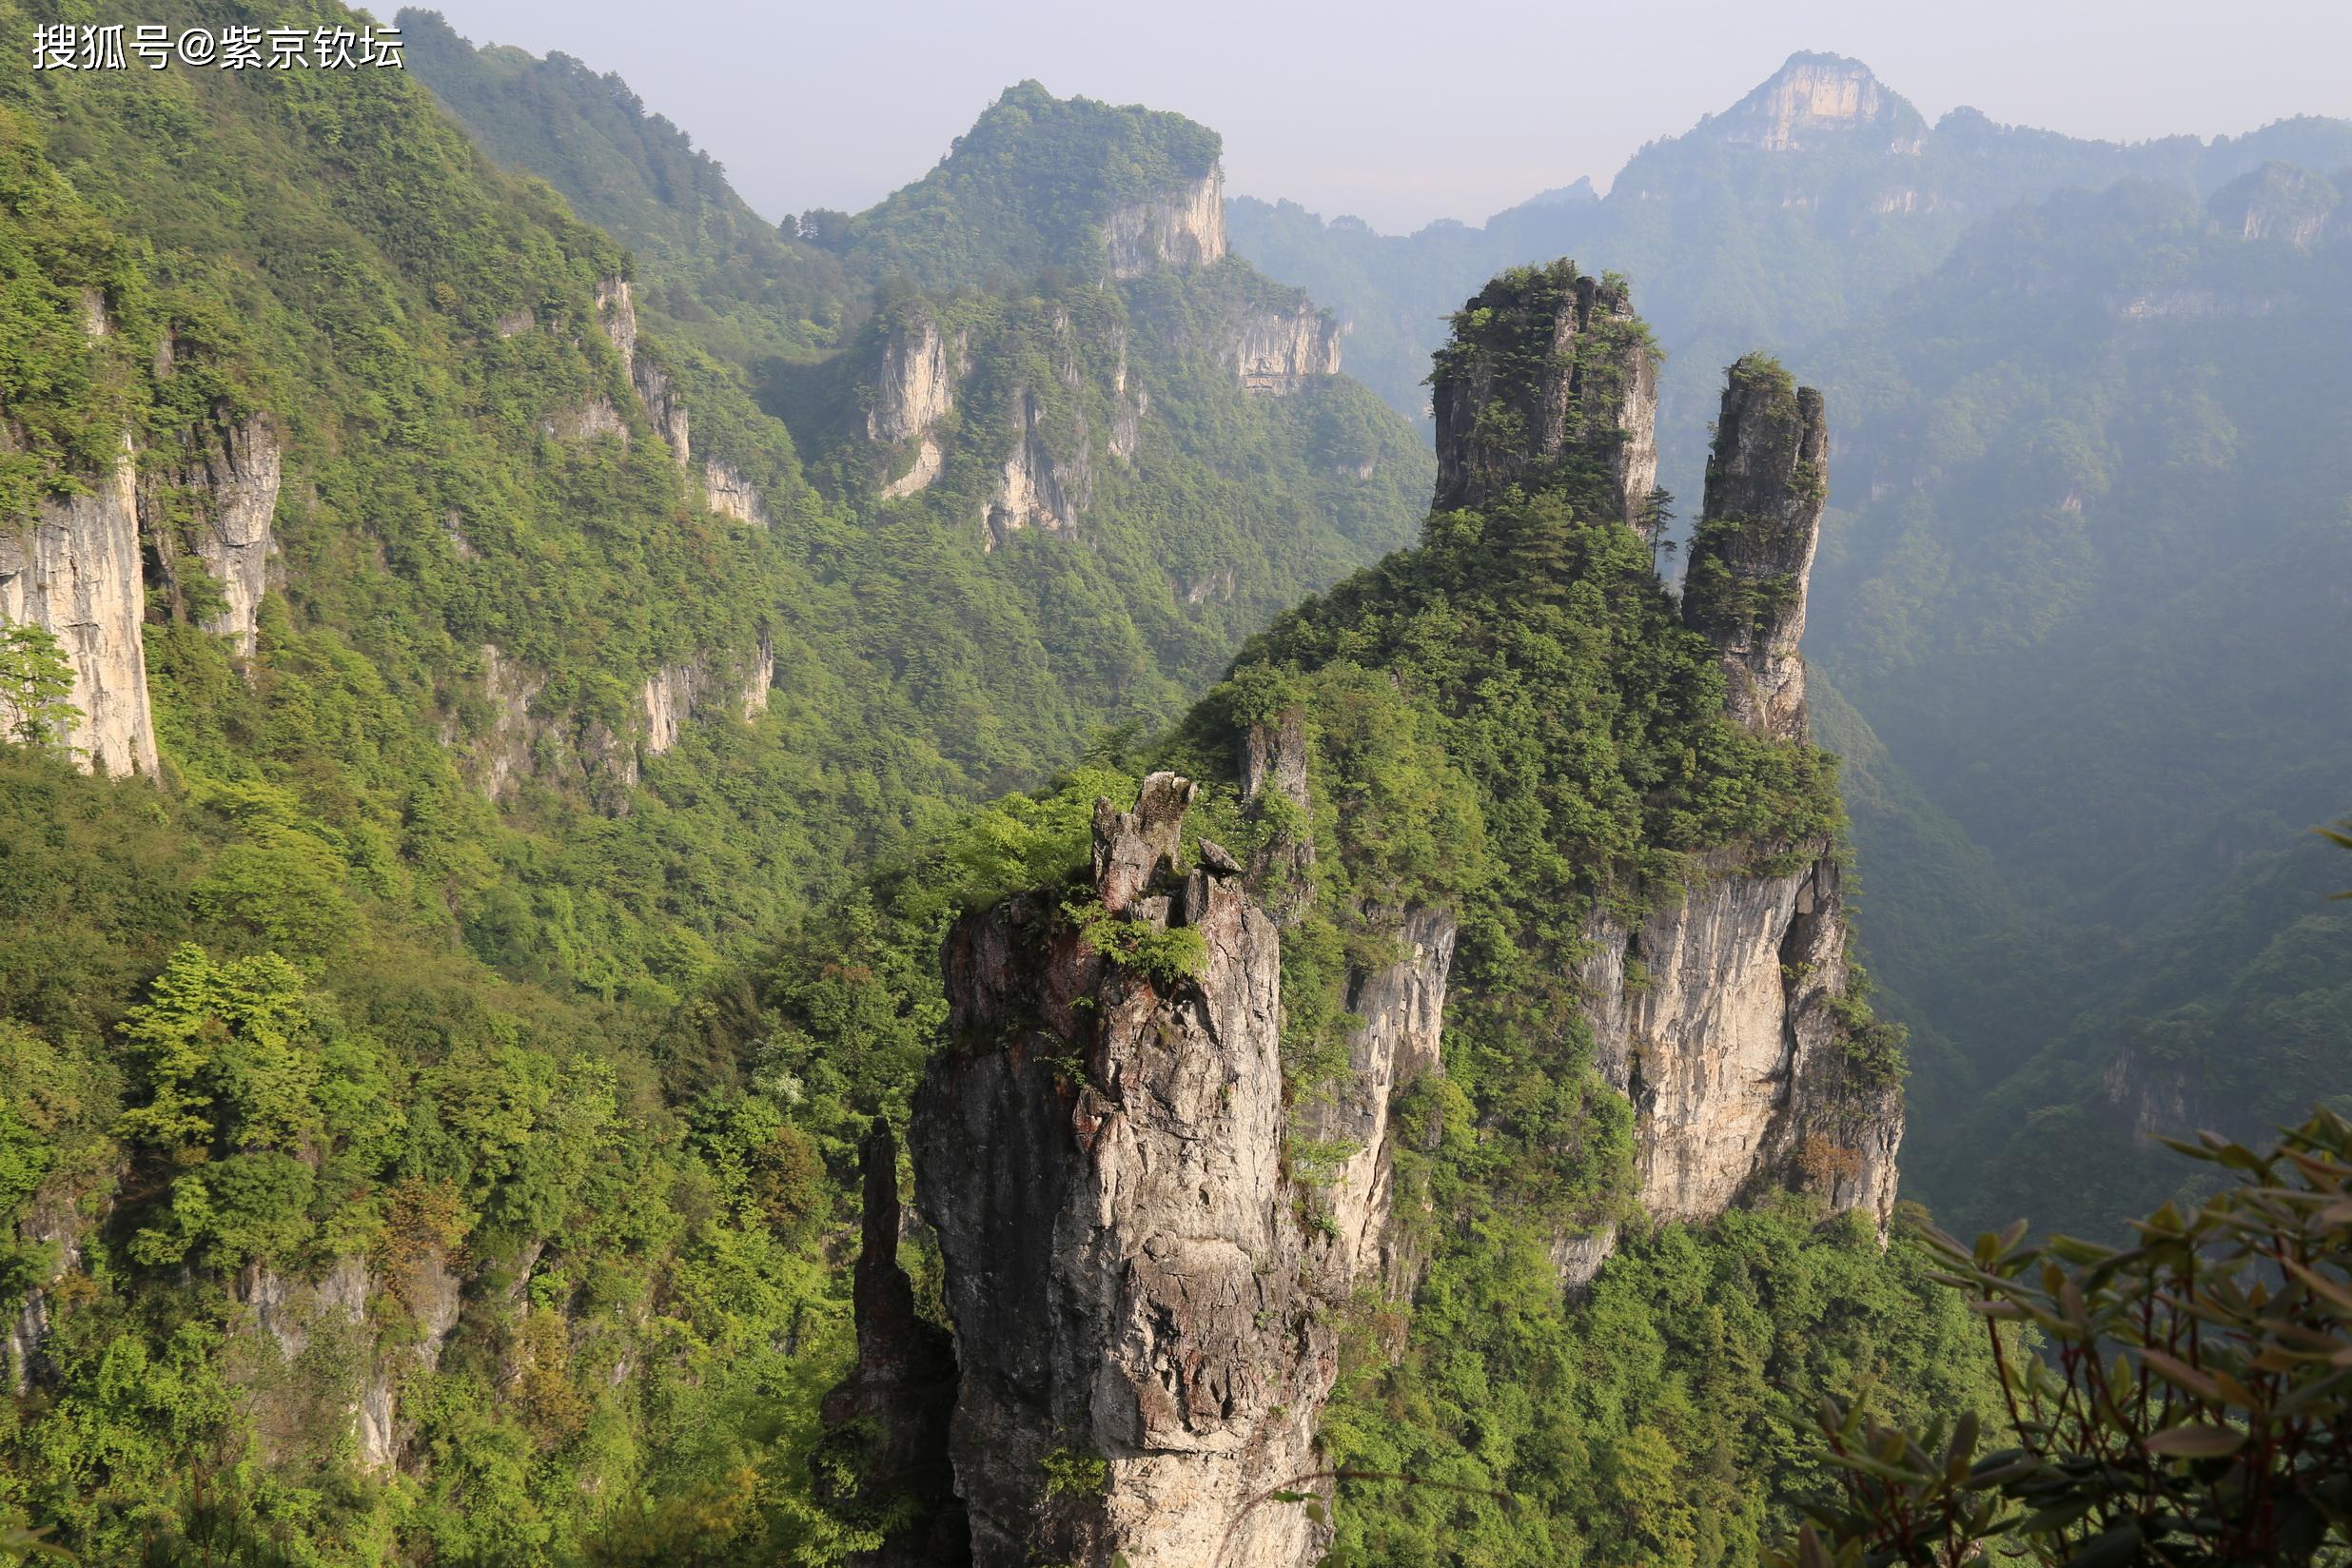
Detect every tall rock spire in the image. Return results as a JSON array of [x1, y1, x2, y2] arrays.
[[1428, 261, 1657, 528], [909, 774, 1345, 1568], [1681, 355, 1829, 742]]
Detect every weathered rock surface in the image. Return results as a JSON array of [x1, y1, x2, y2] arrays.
[[2209, 163, 2344, 248], [1680, 363, 1828, 743], [1232, 304, 1343, 393], [1104, 167, 1226, 279], [148, 413, 283, 657], [4, 1192, 87, 1394], [593, 274, 689, 465], [703, 458, 772, 525], [1576, 850, 1898, 1244], [542, 396, 629, 443], [234, 1250, 461, 1471], [982, 387, 1091, 550], [0, 439, 159, 776], [1297, 906, 1456, 1290], [870, 314, 965, 447], [641, 647, 772, 757], [813, 1121, 967, 1566], [1430, 264, 1656, 528], [1716, 52, 1927, 154], [911, 774, 1341, 1568]]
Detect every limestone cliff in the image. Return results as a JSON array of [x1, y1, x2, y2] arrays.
[[147, 413, 283, 657], [1715, 52, 1928, 155], [812, 1122, 964, 1566], [869, 312, 966, 447], [0, 441, 160, 777], [702, 459, 771, 526], [1104, 167, 1226, 279], [1681, 358, 1827, 744], [982, 387, 1091, 551], [1232, 303, 1343, 394], [909, 774, 1344, 1568], [1430, 263, 1657, 529], [593, 274, 690, 465], [640, 645, 771, 757], [1575, 851, 1899, 1239]]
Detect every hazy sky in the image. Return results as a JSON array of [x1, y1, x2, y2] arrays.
[[416, 0, 2352, 234]]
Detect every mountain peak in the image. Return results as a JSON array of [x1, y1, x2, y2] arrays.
[[1717, 51, 1926, 153]]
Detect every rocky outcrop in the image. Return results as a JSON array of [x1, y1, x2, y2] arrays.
[[1104, 167, 1226, 279], [1680, 358, 1827, 743], [1232, 304, 1343, 394], [542, 397, 629, 443], [703, 459, 771, 526], [473, 643, 545, 802], [1297, 907, 1455, 1290], [593, 274, 689, 466], [1716, 52, 1928, 154], [882, 439, 945, 500], [640, 647, 772, 757], [813, 1121, 965, 1565], [1575, 851, 1899, 1247], [147, 413, 283, 657], [0, 439, 159, 776], [1429, 262, 1657, 528], [635, 359, 691, 470], [910, 774, 1343, 1568], [5, 1192, 87, 1394], [982, 388, 1091, 551], [869, 314, 965, 448], [2209, 163, 2343, 248], [235, 1250, 461, 1471]]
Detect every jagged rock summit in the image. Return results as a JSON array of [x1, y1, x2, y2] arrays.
[[1714, 51, 1927, 154], [835, 265, 1905, 1557]]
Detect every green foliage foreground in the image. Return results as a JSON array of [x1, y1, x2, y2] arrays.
[[1792, 1101, 2352, 1567]]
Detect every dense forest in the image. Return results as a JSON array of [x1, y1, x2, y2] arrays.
[[0, 6, 2344, 1565]]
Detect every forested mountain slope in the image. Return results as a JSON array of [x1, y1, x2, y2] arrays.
[[403, 21, 1434, 774], [0, 0, 1419, 1556], [1806, 167, 2352, 1237]]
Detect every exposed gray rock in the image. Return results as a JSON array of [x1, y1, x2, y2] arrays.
[[4, 1194, 87, 1394], [1430, 264, 1657, 527], [1232, 305, 1342, 393], [1576, 849, 1900, 1237], [870, 313, 966, 447], [147, 413, 283, 657], [911, 773, 1343, 1568], [1680, 363, 1827, 743], [813, 1121, 965, 1565], [703, 459, 772, 526], [1104, 167, 1226, 279], [0, 436, 159, 776], [1296, 906, 1456, 1291], [982, 387, 1091, 550], [542, 396, 629, 443]]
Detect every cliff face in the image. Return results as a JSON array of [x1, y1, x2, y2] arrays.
[[148, 413, 283, 657], [0, 441, 160, 777], [594, 275, 690, 466], [1681, 360, 1828, 743], [1576, 851, 1898, 1235], [1430, 264, 1657, 528], [1715, 52, 1927, 155], [1104, 167, 1226, 279], [1232, 304, 1343, 394], [910, 774, 1343, 1568], [983, 387, 1091, 551], [869, 313, 965, 447], [702, 459, 771, 526]]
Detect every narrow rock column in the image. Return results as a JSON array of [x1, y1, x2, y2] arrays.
[[1681, 356, 1828, 742], [910, 772, 1337, 1568]]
